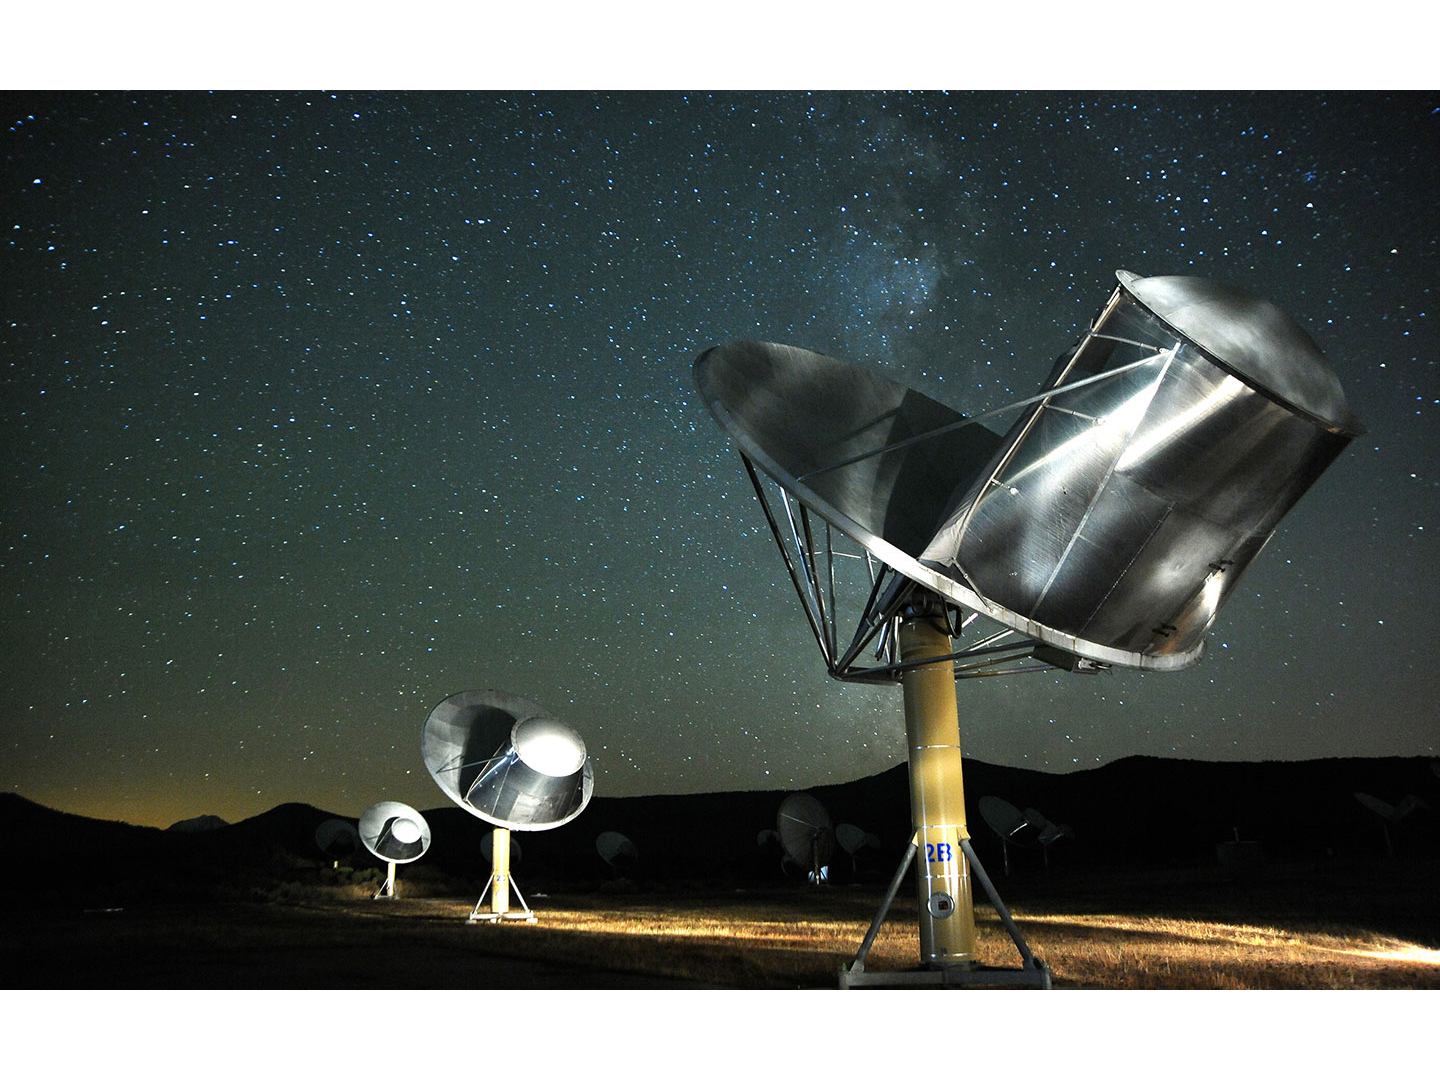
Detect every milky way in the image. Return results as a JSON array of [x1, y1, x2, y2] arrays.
[[3, 91, 1435, 828]]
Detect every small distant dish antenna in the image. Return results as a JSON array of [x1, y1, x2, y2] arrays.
[[1023, 807, 1074, 867], [479, 830, 523, 865], [358, 801, 430, 899], [977, 798, 1070, 872], [315, 817, 360, 867], [596, 831, 640, 875], [978, 796, 1037, 876], [1354, 791, 1429, 857], [837, 822, 881, 875], [697, 269, 1361, 989], [778, 793, 835, 886], [422, 689, 594, 923]]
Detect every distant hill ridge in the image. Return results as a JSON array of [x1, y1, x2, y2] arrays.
[[168, 815, 228, 833], [4, 755, 1436, 908]]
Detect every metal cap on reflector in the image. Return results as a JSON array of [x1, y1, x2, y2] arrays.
[[422, 689, 594, 831], [1115, 270, 1363, 436]]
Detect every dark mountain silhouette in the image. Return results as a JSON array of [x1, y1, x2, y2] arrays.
[[168, 815, 228, 833], [4, 755, 1437, 911]]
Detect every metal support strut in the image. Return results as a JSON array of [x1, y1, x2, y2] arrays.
[[470, 827, 537, 923], [840, 833, 1051, 989], [373, 860, 399, 900]]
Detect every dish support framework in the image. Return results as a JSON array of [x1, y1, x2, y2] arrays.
[[470, 827, 538, 924], [743, 455, 1065, 988]]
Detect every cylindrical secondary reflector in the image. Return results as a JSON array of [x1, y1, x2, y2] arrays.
[[390, 818, 421, 845], [919, 273, 1362, 670]]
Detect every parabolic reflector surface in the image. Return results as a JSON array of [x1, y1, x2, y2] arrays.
[[422, 689, 594, 831], [695, 270, 1361, 671], [358, 801, 430, 864]]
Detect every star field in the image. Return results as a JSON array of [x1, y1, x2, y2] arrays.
[[3, 91, 1436, 828]]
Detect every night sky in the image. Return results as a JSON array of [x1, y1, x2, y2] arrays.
[[4, 90, 1436, 830]]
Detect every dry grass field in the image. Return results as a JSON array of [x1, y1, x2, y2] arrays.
[[9, 857, 1437, 990]]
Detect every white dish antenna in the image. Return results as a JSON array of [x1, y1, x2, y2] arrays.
[[422, 689, 593, 923], [596, 831, 639, 871], [837, 823, 880, 856], [358, 801, 430, 899], [1354, 791, 1429, 857], [479, 830, 523, 865], [979, 796, 1031, 842], [695, 272, 1362, 680], [1354, 791, 1427, 824], [837, 822, 881, 875], [1024, 807, 1074, 866], [697, 269, 1361, 987], [314, 817, 360, 864], [423, 689, 593, 831], [778, 793, 835, 885], [978, 796, 1034, 876], [978, 798, 1073, 875]]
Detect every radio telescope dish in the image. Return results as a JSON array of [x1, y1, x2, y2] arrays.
[[479, 831, 523, 865], [978, 796, 1038, 877], [1354, 791, 1429, 857], [978, 796, 1030, 842], [359, 801, 430, 899], [596, 831, 640, 872], [837, 822, 881, 875], [696, 269, 1360, 989], [1354, 791, 1427, 824], [1024, 807, 1073, 867], [359, 801, 430, 863], [837, 823, 880, 856], [423, 689, 593, 924], [695, 270, 1362, 677], [422, 689, 593, 831], [315, 818, 360, 862], [778, 793, 835, 885]]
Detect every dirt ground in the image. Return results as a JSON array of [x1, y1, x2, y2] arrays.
[[8, 859, 1438, 990], [4, 898, 728, 989]]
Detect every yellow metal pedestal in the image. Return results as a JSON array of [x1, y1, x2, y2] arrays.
[[900, 614, 977, 966], [840, 604, 1051, 989], [470, 827, 537, 923]]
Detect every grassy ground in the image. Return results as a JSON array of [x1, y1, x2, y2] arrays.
[[8, 857, 1436, 989], [383, 867, 1440, 990]]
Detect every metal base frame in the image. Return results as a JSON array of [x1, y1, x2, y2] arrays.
[[469, 873, 538, 924], [373, 861, 398, 900], [839, 834, 1051, 990]]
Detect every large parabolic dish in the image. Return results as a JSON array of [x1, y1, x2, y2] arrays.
[[695, 270, 1363, 673], [697, 268, 1361, 986], [358, 801, 430, 864], [422, 689, 594, 831]]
